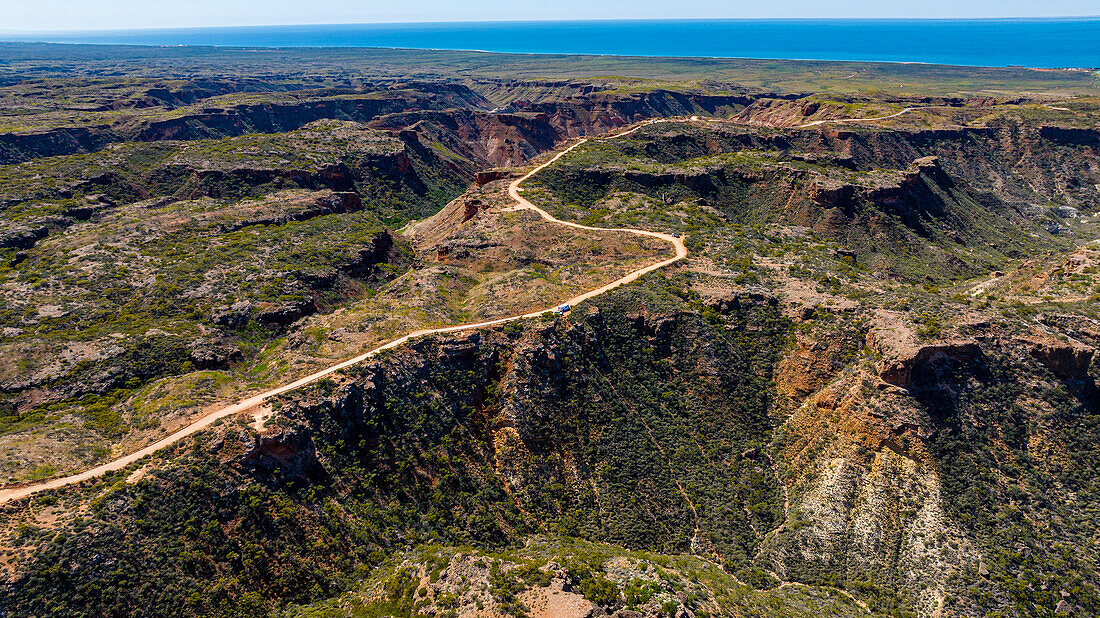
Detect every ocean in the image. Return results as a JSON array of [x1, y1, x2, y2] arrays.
[[3, 19, 1099, 68]]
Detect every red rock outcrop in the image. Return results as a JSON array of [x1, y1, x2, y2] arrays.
[[876, 340, 984, 389], [1019, 335, 1095, 380]]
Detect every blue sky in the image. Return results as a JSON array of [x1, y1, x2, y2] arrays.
[[5, 0, 1099, 32]]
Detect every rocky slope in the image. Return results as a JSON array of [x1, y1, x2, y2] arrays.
[[0, 284, 790, 615], [734, 97, 1100, 212], [4, 273, 1098, 616]]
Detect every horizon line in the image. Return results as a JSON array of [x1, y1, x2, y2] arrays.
[[3, 15, 1100, 35]]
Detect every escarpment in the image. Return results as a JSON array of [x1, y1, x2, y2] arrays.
[[875, 338, 985, 390], [1020, 334, 1096, 380], [0, 87, 765, 168], [534, 141, 1047, 280], [0, 83, 490, 165], [729, 98, 1100, 211]]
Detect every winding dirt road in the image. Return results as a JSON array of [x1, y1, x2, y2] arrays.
[[0, 121, 685, 506], [800, 101, 1078, 129], [799, 106, 927, 127]]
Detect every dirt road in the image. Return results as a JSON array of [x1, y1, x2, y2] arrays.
[[800, 106, 925, 127], [0, 120, 685, 505]]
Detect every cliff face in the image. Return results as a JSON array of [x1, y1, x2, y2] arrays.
[[772, 123, 1100, 217], [0, 87, 766, 169], [259, 290, 788, 561], [134, 97, 424, 143], [369, 108, 562, 168], [368, 89, 786, 168], [772, 316, 1100, 616], [0, 122, 472, 258], [727, 98, 1100, 212], [0, 84, 488, 165]]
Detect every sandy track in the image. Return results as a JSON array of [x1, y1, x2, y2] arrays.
[[0, 120, 685, 505], [799, 106, 927, 127], [799, 100, 1079, 128]]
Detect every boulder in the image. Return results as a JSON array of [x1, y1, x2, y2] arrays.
[[475, 169, 513, 186], [256, 299, 317, 326], [64, 194, 116, 220], [295, 268, 339, 290], [244, 423, 320, 478], [907, 156, 951, 185], [212, 301, 253, 329], [188, 341, 244, 370], [1055, 206, 1080, 219], [462, 198, 481, 222], [0, 224, 50, 250]]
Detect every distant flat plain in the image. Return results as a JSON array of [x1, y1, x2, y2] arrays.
[[3, 19, 1099, 67], [0, 42, 1097, 99]]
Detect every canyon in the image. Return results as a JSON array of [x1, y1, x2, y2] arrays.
[[0, 45, 1099, 617]]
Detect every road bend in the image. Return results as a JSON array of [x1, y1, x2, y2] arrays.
[[0, 120, 685, 505]]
